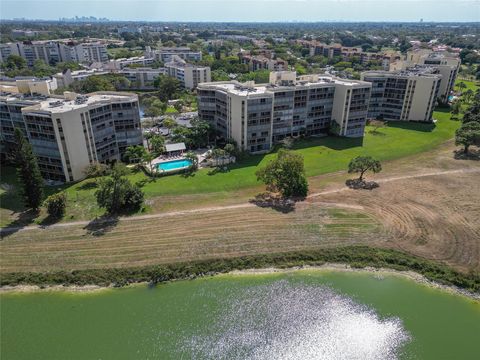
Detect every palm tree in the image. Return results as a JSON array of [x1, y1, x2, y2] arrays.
[[184, 151, 198, 170], [463, 89, 474, 104]]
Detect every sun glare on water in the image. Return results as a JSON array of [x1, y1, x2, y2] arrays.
[[184, 280, 410, 359]]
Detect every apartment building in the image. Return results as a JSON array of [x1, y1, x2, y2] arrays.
[[198, 71, 371, 153], [361, 67, 442, 122], [165, 56, 211, 90], [118, 67, 167, 90], [390, 49, 460, 103], [0, 91, 142, 183], [0, 41, 109, 66], [101, 56, 155, 71], [145, 46, 202, 63], [239, 54, 288, 71], [297, 40, 401, 70], [0, 77, 58, 96]]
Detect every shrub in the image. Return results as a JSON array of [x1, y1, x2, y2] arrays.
[[44, 192, 67, 218]]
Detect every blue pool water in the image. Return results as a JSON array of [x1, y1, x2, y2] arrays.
[[157, 159, 192, 171]]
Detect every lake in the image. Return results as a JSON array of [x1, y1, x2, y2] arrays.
[[1, 270, 479, 359]]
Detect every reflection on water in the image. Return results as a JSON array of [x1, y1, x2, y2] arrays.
[[184, 280, 410, 359]]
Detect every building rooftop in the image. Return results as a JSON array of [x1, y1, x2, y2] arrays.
[[3, 92, 138, 114]]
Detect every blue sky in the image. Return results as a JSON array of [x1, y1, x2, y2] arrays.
[[1, 0, 479, 22]]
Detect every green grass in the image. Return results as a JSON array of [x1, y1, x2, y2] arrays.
[[1, 246, 478, 293], [455, 79, 479, 92], [0, 109, 462, 225]]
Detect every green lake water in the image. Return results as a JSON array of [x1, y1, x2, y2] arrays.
[[1, 270, 479, 359]]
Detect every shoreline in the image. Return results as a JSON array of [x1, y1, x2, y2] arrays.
[[2, 263, 479, 301]]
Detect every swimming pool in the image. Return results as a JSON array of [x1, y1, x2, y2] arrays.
[[157, 159, 192, 171]]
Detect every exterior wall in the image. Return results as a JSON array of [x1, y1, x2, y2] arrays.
[[198, 74, 371, 153], [361, 71, 441, 122], [0, 41, 108, 66], [1, 92, 142, 183]]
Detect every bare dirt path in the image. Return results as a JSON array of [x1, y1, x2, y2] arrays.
[[2, 167, 478, 235]]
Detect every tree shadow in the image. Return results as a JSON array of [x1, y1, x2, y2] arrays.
[[368, 130, 387, 136], [181, 169, 196, 178], [38, 214, 63, 227], [453, 148, 480, 161], [387, 121, 435, 132], [207, 166, 231, 176], [0, 209, 39, 238], [249, 192, 298, 213], [83, 215, 119, 236], [77, 181, 97, 191], [345, 178, 379, 190]]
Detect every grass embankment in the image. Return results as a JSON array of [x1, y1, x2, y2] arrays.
[[1, 246, 479, 293], [0, 111, 461, 226]]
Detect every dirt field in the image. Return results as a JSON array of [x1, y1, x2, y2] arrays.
[[1, 142, 479, 274]]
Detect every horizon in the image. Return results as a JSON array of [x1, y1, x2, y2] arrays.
[[1, 0, 479, 23]]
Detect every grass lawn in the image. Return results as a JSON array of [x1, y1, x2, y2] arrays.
[[454, 79, 479, 92], [0, 108, 461, 226]]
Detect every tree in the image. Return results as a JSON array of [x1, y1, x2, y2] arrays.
[[153, 75, 181, 100], [123, 145, 147, 164], [256, 149, 308, 198], [184, 151, 198, 170], [224, 143, 236, 156], [140, 151, 154, 173], [162, 117, 177, 131], [44, 192, 67, 218], [451, 101, 462, 118], [280, 137, 294, 149], [13, 128, 44, 210], [348, 156, 382, 181], [95, 164, 143, 213], [455, 121, 480, 154], [369, 119, 388, 134], [173, 101, 183, 113], [463, 89, 474, 104], [84, 162, 109, 182], [149, 135, 165, 156], [457, 82, 467, 93]]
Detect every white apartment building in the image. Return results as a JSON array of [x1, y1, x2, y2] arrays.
[[0, 77, 58, 96], [0, 91, 142, 183], [145, 46, 202, 63], [361, 67, 442, 122], [0, 41, 109, 66], [389, 49, 460, 103], [165, 56, 211, 90], [198, 71, 371, 153], [101, 56, 155, 71]]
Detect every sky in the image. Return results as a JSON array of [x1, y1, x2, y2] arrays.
[[1, 0, 479, 22]]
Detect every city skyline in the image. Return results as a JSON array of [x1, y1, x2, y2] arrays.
[[1, 0, 479, 22]]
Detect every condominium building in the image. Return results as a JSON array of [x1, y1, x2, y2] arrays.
[[361, 67, 442, 122], [389, 49, 460, 103], [101, 56, 155, 71], [0, 77, 58, 96], [0, 41, 109, 66], [0, 91, 142, 183], [145, 46, 202, 63], [118, 67, 167, 90], [239, 54, 288, 72], [165, 56, 211, 90], [198, 71, 371, 153]]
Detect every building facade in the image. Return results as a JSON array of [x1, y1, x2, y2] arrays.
[[389, 49, 460, 103], [1, 91, 142, 183], [119, 67, 167, 90], [165, 56, 211, 90], [361, 68, 442, 122], [198, 71, 371, 153], [0, 41, 109, 66], [146, 46, 202, 63]]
